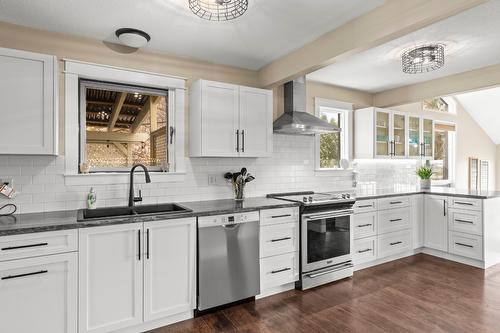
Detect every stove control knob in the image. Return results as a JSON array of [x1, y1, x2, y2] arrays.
[[308, 196, 313, 202], [346, 194, 351, 198], [303, 196, 308, 203]]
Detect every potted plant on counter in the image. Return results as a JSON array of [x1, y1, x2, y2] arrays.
[[416, 166, 433, 189]]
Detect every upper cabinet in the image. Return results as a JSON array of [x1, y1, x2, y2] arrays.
[[0, 47, 58, 155], [355, 107, 434, 160], [189, 79, 272, 157]]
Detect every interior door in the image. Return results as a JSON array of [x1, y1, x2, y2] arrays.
[[408, 116, 421, 158], [79, 223, 143, 333], [424, 195, 448, 251], [392, 112, 407, 158], [143, 218, 196, 321], [375, 110, 391, 158], [238, 86, 272, 157], [422, 118, 434, 159], [201, 80, 239, 157]]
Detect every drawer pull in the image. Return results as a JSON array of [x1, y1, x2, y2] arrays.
[[2, 270, 48, 280], [455, 201, 474, 206], [390, 241, 402, 246], [271, 214, 292, 219], [1, 242, 49, 251], [270, 237, 292, 243], [455, 219, 474, 224], [357, 248, 372, 253], [357, 223, 373, 228], [390, 201, 403, 205], [357, 204, 373, 208], [389, 218, 402, 222], [455, 242, 473, 248], [271, 267, 291, 274]]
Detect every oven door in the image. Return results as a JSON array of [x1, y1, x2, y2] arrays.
[[301, 209, 353, 273]]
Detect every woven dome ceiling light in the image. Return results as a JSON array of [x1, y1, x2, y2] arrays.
[[402, 44, 445, 74], [189, 0, 248, 21]]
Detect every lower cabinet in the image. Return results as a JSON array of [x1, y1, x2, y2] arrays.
[[424, 195, 448, 251], [78, 219, 196, 333], [0, 252, 77, 333], [378, 229, 412, 258], [353, 236, 377, 264]]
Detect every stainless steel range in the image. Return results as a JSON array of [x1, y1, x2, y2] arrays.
[[267, 191, 356, 290]]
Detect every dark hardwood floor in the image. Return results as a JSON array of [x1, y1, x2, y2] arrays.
[[149, 254, 500, 333]]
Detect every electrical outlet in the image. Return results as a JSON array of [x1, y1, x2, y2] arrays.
[[208, 174, 227, 186], [208, 174, 218, 186]]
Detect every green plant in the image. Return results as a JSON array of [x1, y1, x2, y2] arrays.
[[416, 166, 433, 179]]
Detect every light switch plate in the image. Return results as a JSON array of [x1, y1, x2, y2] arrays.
[[208, 174, 226, 186]]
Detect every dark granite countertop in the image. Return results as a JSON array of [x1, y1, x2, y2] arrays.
[[355, 187, 500, 200], [0, 197, 299, 236]]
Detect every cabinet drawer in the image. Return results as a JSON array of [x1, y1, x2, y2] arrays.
[[378, 207, 411, 234], [0, 229, 77, 262], [448, 197, 482, 211], [260, 252, 299, 290], [353, 237, 377, 265], [378, 230, 412, 258], [354, 200, 377, 213], [448, 209, 482, 236], [378, 196, 410, 210], [353, 212, 377, 239], [449, 231, 483, 260], [260, 222, 298, 258], [260, 207, 299, 226]]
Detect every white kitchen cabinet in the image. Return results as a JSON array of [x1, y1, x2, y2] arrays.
[[79, 223, 143, 333], [143, 218, 196, 322], [0, 47, 57, 155], [408, 116, 434, 159], [354, 107, 408, 159], [189, 79, 272, 157], [424, 195, 448, 251], [411, 194, 424, 248], [0, 252, 77, 333]]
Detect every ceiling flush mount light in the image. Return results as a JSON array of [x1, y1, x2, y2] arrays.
[[402, 44, 445, 74], [189, 0, 248, 21], [115, 28, 151, 48]]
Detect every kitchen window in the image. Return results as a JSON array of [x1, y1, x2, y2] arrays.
[[431, 122, 456, 184], [315, 98, 351, 170], [79, 80, 172, 172]]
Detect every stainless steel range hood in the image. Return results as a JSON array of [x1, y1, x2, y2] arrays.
[[273, 76, 340, 135]]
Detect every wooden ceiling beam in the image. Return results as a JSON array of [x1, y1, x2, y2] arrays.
[[130, 96, 159, 133], [107, 92, 127, 131], [86, 131, 148, 143]]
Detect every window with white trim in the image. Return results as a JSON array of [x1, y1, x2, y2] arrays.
[[315, 98, 351, 170], [431, 122, 456, 183]]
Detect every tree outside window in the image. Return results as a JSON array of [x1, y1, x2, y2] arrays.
[[319, 111, 341, 168]]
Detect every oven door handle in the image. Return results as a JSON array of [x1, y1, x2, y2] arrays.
[[305, 262, 354, 278], [302, 209, 354, 220]]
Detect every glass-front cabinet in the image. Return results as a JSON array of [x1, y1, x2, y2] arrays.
[[374, 109, 407, 158], [408, 116, 421, 158], [375, 110, 391, 157], [392, 112, 407, 158], [422, 118, 434, 159]]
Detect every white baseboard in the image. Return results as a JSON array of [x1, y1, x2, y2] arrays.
[[421, 248, 484, 268], [354, 249, 419, 271], [256, 282, 296, 299]]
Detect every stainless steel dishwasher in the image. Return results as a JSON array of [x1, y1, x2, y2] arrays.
[[197, 211, 260, 311]]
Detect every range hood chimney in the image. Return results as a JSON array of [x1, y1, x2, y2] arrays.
[[273, 76, 340, 135]]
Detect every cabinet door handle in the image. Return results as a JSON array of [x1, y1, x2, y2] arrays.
[[271, 267, 291, 274], [390, 201, 402, 205], [389, 218, 402, 222], [357, 205, 373, 209], [455, 219, 474, 224], [443, 200, 446, 216], [271, 214, 291, 219], [146, 229, 150, 260], [357, 223, 373, 228], [1, 242, 48, 251], [455, 242, 473, 248], [357, 248, 372, 253], [454, 201, 474, 206], [420, 143, 425, 157], [138, 230, 141, 261], [241, 130, 245, 153], [236, 130, 240, 152], [390, 241, 402, 246], [270, 237, 292, 242], [2, 270, 48, 280]]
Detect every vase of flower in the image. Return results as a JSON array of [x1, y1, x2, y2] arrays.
[[224, 168, 255, 201]]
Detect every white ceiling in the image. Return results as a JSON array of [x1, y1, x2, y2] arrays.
[[0, 0, 384, 70], [455, 87, 500, 144], [307, 1, 500, 93]]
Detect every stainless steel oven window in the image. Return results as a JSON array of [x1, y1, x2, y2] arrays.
[[301, 210, 353, 273]]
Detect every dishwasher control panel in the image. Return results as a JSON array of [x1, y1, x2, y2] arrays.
[[198, 211, 260, 228]]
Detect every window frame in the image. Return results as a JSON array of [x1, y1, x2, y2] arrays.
[[79, 79, 170, 173], [64, 60, 186, 185], [314, 98, 352, 171], [431, 120, 456, 186]]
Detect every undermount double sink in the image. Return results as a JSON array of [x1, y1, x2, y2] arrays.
[[77, 203, 192, 222]]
